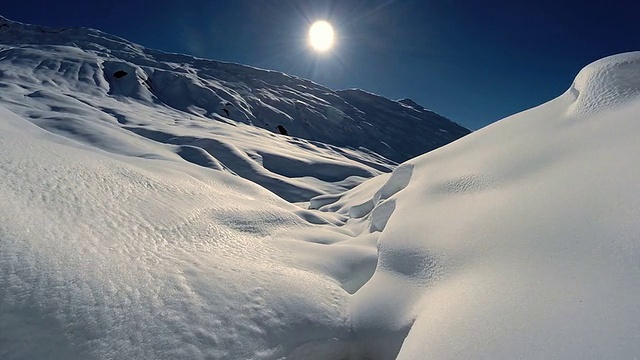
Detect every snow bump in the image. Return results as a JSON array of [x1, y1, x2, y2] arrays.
[[568, 51, 640, 117], [349, 163, 414, 221]]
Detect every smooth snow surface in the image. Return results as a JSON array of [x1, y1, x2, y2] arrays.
[[1, 16, 640, 360], [342, 52, 640, 359]]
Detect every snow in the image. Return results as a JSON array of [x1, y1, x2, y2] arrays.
[[336, 52, 640, 359], [1, 16, 640, 360], [0, 104, 355, 359], [0, 16, 469, 164]]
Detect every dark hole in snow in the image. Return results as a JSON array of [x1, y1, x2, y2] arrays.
[[277, 125, 289, 136], [113, 70, 128, 79]]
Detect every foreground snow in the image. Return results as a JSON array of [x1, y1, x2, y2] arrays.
[[1, 16, 640, 360], [339, 52, 640, 358]]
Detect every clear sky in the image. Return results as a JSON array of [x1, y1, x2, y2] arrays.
[[2, 0, 639, 129]]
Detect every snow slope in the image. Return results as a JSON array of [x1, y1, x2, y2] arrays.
[[0, 104, 356, 359], [313, 51, 640, 358], [2, 15, 640, 360]]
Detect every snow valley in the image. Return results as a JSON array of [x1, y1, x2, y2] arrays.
[[1, 16, 639, 359]]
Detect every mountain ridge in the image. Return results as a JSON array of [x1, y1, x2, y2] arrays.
[[0, 15, 470, 164]]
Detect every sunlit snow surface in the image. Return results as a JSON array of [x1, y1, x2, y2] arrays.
[[1, 16, 640, 360]]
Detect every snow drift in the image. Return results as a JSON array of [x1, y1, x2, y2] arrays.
[[1, 15, 640, 360], [325, 51, 640, 358]]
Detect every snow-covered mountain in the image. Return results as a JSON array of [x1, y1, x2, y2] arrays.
[[2, 16, 640, 360], [0, 15, 468, 157], [0, 16, 469, 203]]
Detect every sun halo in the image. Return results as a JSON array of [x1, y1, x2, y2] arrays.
[[308, 20, 334, 52]]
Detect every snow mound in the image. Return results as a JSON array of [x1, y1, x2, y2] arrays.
[[298, 51, 640, 359], [568, 51, 640, 117], [347, 53, 640, 359]]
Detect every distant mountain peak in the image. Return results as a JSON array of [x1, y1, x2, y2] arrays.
[[397, 98, 424, 110]]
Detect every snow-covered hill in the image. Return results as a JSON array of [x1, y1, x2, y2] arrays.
[[1, 16, 640, 360]]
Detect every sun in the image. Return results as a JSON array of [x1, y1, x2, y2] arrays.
[[308, 20, 334, 52]]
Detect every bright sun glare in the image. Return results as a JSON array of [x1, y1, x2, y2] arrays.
[[309, 21, 334, 52]]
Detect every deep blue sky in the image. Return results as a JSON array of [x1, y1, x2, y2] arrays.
[[3, 0, 639, 129]]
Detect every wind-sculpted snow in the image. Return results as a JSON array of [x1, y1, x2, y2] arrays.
[[0, 44, 392, 201], [568, 51, 640, 117], [0, 106, 354, 359], [309, 51, 640, 359], [1, 14, 640, 360]]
